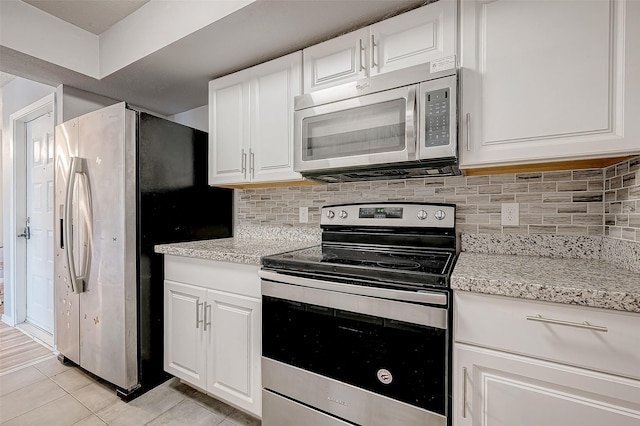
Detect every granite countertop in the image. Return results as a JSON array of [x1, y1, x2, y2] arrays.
[[155, 237, 316, 265], [154, 224, 321, 265], [451, 251, 640, 314]]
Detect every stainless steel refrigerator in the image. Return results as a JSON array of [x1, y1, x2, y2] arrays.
[[54, 102, 233, 399]]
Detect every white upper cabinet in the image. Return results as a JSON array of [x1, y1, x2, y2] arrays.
[[302, 1, 457, 93], [209, 51, 302, 185], [209, 70, 251, 185], [369, 1, 456, 77], [302, 28, 369, 93], [460, 0, 640, 169]]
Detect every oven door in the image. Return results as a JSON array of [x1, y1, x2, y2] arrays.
[[294, 85, 417, 173], [260, 270, 449, 426]]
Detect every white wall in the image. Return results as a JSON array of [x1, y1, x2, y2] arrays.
[[57, 85, 118, 125], [168, 105, 208, 133]]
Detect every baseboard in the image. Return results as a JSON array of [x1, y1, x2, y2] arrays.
[[16, 322, 54, 348], [1, 314, 15, 327]]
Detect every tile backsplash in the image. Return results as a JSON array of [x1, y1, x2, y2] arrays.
[[237, 156, 640, 242]]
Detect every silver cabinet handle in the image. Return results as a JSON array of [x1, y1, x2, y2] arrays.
[[359, 39, 366, 72], [241, 149, 247, 177], [203, 302, 212, 331], [370, 34, 377, 68], [462, 367, 468, 418], [526, 314, 608, 332], [465, 113, 471, 152], [196, 301, 203, 329], [250, 149, 255, 179]]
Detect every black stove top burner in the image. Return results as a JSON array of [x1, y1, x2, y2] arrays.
[[261, 202, 458, 291], [262, 243, 456, 290], [321, 245, 451, 274]]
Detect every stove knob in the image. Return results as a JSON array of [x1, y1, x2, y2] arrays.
[[339, 210, 348, 219], [326, 210, 335, 219], [434, 209, 446, 220], [417, 210, 428, 220]]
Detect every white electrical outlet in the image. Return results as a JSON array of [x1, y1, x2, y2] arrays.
[[299, 207, 309, 223], [501, 203, 519, 226]]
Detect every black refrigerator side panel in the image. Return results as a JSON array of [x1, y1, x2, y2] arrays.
[[136, 112, 234, 390]]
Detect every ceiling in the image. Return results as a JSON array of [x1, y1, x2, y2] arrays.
[[23, 0, 150, 34], [1, 0, 429, 116]]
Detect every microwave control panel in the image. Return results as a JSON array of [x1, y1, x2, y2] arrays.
[[424, 88, 450, 147]]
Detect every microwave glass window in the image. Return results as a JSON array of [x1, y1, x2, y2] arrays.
[[302, 99, 406, 161], [424, 88, 450, 147]]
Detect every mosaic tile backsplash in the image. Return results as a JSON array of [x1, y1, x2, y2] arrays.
[[237, 156, 640, 242]]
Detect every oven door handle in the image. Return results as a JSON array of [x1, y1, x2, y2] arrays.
[[260, 272, 448, 330], [259, 269, 448, 306]]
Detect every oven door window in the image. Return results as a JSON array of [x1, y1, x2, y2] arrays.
[[262, 295, 447, 415], [301, 99, 406, 161]]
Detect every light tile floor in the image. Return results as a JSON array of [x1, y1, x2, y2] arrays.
[[0, 357, 261, 426]]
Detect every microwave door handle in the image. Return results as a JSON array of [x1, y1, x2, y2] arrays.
[[406, 86, 417, 158]]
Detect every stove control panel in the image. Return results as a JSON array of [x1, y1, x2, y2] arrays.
[[322, 203, 455, 228], [358, 207, 403, 219]]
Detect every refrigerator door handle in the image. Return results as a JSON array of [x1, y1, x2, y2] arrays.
[[64, 156, 92, 294]]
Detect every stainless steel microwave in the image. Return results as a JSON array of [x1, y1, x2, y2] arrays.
[[294, 64, 459, 183]]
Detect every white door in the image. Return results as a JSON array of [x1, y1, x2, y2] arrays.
[[25, 112, 55, 333], [369, 0, 456, 77], [208, 70, 251, 185], [302, 28, 369, 93], [454, 344, 640, 426], [251, 51, 302, 183], [164, 280, 208, 390], [459, 0, 639, 168], [207, 289, 262, 417]]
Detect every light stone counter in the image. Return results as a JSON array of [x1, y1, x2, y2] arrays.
[[452, 234, 640, 313], [155, 237, 316, 265], [154, 224, 321, 266]]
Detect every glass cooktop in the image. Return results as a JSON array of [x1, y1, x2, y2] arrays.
[[261, 243, 456, 290]]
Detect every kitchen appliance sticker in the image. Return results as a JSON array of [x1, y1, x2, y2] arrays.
[[377, 368, 393, 385]]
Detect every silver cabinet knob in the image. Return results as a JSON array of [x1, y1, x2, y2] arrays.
[[417, 210, 428, 220], [326, 210, 335, 219], [434, 210, 446, 220], [339, 210, 348, 219]]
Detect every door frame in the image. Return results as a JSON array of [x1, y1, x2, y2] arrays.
[[6, 93, 55, 328]]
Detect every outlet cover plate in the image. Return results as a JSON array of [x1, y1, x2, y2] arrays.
[[501, 203, 519, 226], [299, 207, 309, 223]]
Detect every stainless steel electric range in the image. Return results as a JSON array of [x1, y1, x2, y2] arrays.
[[259, 202, 457, 426]]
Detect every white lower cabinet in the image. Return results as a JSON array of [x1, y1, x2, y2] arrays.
[[454, 344, 640, 426], [453, 292, 640, 426], [164, 256, 261, 417]]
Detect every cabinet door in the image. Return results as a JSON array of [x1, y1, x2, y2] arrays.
[[454, 344, 640, 426], [208, 69, 251, 185], [164, 280, 207, 390], [207, 290, 262, 417], [250, 51, 302, 183], [460, 0, 640, 169], [370, 1, 456, 77], [302, 28, 369, 93]]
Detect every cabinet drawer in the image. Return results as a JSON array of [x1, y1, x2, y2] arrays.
[[165, 255, 260, 298], [454, 292, 640, 379]]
